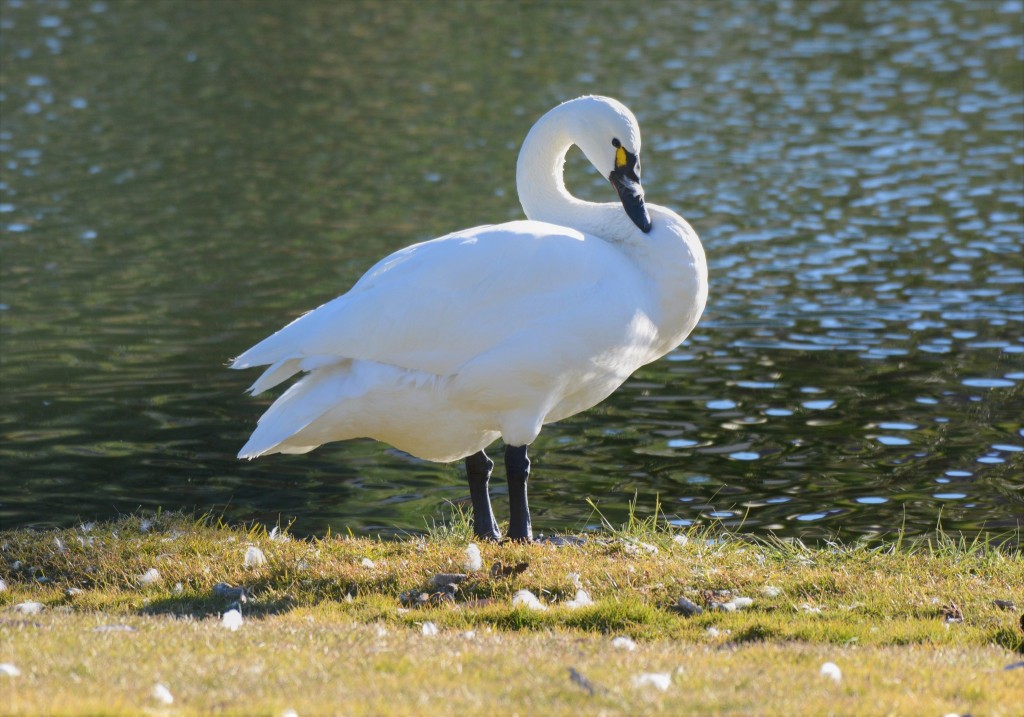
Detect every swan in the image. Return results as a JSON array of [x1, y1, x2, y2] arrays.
[[232, 95, 707, 541]]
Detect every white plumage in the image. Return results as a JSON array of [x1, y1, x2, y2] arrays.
[[232, 96, 707, 536]]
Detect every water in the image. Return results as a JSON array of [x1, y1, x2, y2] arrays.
[[1, 0, 1021, 541]]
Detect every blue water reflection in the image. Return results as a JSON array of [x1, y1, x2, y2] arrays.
[[0, 0, 1020, 542]]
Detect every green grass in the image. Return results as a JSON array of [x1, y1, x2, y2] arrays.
[[1, 512, 1021, 715]]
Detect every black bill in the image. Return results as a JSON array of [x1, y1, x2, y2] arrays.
[[609, 151, 652, 233]]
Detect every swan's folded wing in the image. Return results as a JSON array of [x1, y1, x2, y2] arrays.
[[232, 220, 651, 387]]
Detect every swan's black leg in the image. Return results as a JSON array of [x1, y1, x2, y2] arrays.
[[505, 444, 532, 541], [465, 450, 500, 541]]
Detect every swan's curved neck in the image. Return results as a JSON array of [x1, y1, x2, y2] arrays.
[[516, 104, 622, 237]]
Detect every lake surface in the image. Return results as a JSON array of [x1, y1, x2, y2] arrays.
[[1, 0, 1021, 542]]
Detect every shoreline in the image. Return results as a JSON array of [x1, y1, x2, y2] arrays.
[[2, 513, 1021, 715]]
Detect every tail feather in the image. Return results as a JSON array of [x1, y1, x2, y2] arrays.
[[237, 365, 359, 458], [245, 358, 302, 395], [230, 307, 318, 371]]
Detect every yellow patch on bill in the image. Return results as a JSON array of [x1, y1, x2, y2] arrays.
[[615, 145, 627, 169]]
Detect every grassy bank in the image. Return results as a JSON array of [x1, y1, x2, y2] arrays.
[[1, 513, 1021, 715]]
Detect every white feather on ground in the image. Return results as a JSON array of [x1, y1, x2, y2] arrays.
[[512, 589, 547, 611]]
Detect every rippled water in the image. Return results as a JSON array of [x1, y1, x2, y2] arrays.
[[1, 0, 1021, 541]]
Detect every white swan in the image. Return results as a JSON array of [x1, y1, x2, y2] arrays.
[[232, 96, 707, 541]]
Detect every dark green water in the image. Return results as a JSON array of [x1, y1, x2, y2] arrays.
[[1, 0, 1021, 541]]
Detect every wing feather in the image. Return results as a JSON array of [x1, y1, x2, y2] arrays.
[[232, 220, 652, 382]]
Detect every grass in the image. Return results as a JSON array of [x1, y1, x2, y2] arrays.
[[1, 511, 1021, 715]]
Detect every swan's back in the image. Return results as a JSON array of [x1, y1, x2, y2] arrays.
[[234, 219, 653, 382]]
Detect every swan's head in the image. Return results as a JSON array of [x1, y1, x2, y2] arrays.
[[568, 96, 652, 234]]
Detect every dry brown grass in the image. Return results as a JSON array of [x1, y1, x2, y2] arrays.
[[1, 513, 1021, 715]]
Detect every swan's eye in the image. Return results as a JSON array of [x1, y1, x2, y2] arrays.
[[611, 138, 621, 148]]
